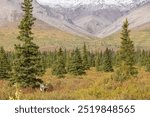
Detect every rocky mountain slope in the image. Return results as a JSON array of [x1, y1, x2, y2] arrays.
[[37, 0, 150, 36], [0, 0, 93, 37], [97, 2, 150, 37], [0, 0, 150, 38], [0, 0, 21, 26]]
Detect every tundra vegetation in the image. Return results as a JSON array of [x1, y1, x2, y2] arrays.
[[0, 0, 150, 100]]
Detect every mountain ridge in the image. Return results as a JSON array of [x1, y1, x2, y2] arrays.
[[97, 2, 150, 37], [0, 0, 150, 39], [37, 0, 148, 8]]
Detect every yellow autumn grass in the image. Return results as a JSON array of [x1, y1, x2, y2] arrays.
[[0, 68, 150, 100], [0, 22, 96, 51]]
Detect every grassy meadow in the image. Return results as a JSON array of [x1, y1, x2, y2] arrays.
[[0, 67, 149, 100], [0, 20, 150, 100], [0, 22, 100, 51], [1, 22, 150, 53]]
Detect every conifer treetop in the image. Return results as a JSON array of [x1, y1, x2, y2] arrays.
[[18, 0, 36, 42]]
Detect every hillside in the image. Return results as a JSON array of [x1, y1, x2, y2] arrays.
[[97, 3, 150, 37], [0, 0, 150, 50], [0, 0, 93, 37], [0, 20, 96, 51], [1, 20, 150, 51], [99, 22, 150, 50]]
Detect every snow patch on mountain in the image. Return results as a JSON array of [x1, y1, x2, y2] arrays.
[[37, 0, 148, 8]]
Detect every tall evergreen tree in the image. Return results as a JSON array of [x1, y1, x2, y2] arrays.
[[52, 48, 66, 78], [95, 52, 101, 71], [135, 48, 142, 66], [140, 50, 148, 67], [145, 51, 150, 72], [66, 51, 71, 72], [63, 49, 67, 66], [41, 51, 49, 69], [82, 43, 90, 70], [88, 52, 95, 67], [68, 48, 85, 76], [113, 19, 137, 81], [0, 47, 11, 79], [119, 19, 135, 67], [103, 48, 113, 72], [95, 51, 104, 71], [11, 0, 45, 88]]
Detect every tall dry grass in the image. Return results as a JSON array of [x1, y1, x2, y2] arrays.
[[0, 68, 149, 100]]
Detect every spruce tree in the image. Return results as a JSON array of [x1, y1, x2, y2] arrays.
[[52, 48, 66, 78], [68, 48, 85, 76], [145, 51, 150, 72], [140, 50, 148, 67], [66, 51, 71, 72], [95, 52, 100, 71], [11, 0, 45, 88], [88, 52, 95, 67], [135, 49, 142, 66], [103, 48, 113, 72], [119, 19, 135, 67], [95, 51, 104, 71], [82, 43, 90, 70], [41, 51, 49, 69], [0, 47, 11, 79], [63, 49, 67, 66], [113, 19, 137, 81]]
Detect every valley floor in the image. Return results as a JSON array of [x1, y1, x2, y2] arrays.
[[0, 68, 150, 100]]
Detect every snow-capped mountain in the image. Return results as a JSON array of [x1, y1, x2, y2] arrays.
[[35, 0, 150, 35], [0, 0, 150, 38], [37, 0, 148, 8]]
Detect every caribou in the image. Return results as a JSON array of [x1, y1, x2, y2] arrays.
[[39, 83, 53, 92]]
